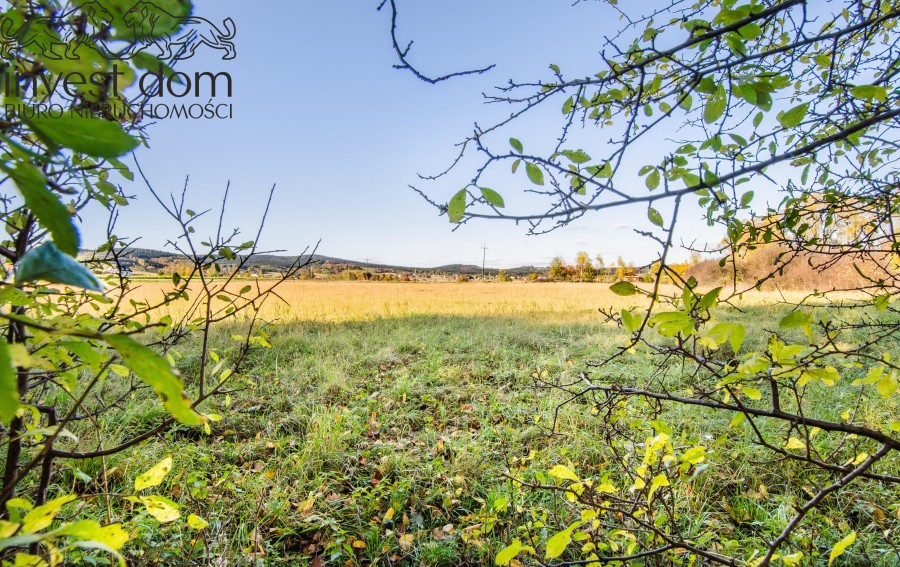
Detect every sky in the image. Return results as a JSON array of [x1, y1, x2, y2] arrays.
[[77, 0, 730, 269]]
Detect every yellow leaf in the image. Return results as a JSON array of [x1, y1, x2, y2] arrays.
[[297, 498, 315, 514], [730, 413, 746, 428], [12, 553, 47, 567], [384, 507, 395, 522], [134, 456, 173, 491], [352, 540, 367, 549], [56, 520, 129, 551], [399, 533, 414, 550], [875, 374, 898, 398], [548, 465, 579, 483], [743, 387, 763, 401], [781, 552, 804, 566], [21, 495, 77, 534], [0, 521, 19, 539], [139, 495, 180, 523], [829, 531, 856, 565], [681, 446, 707, 465], [785, 437, 806, 451], [545, 522, 579, 559], [187, 514, 209, 530], [496, 539, 534, 565], [647, 474, 670, 501]]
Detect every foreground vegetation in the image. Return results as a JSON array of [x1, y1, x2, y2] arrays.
[[44, 283, 895, 565]]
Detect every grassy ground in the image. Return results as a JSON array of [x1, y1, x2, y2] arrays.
[[56, 283, 899, 565]]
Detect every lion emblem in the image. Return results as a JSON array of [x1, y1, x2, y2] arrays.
[[122, 1, 236, 61]]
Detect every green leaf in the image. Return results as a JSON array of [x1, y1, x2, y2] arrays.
[[778, 103, 809, 128], [27, 116, 138, 159], [729, 133, 748, 146], [480, 188, 505, 208], [704, 84, 727, 124], [610, 281, 637, 296], [730, 324, 746, 352], [0, 343, 18, 426], [589, 161, 613, 178], [559, 149, 591, 164], [649, 311, 696, 337], [850, 85, 887, 102], [779, 311, 811, 329], [135, 456, 173, 491], [738, 23, 762, 39], [726, 34, 747, 57], [648, 207, 665, 227], [525, 163, 545, 185], [698, 287, 722, 309], [829, 532, 856, 565], [1, 162, 79, 256], [448, 190, 467, 223], [15, 242, 102, 291], [646, 169, 661, 190], [509, 138, 524, 153], [696, 77, 717, 94], [104, 334, 203, 426], [621, 309, 640, 333]]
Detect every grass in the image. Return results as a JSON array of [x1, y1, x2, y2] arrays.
[[53, 282, 900, 565]]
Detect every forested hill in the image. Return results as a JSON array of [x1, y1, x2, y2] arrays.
[[79, 248, 543, 276]]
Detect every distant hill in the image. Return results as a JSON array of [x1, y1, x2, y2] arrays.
[[80, 248, 545, 276]]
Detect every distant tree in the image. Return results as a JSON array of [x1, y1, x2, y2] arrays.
[[575, 250, 595, 281], [497, 269, 511, 282], [549, 256, 569, 281]]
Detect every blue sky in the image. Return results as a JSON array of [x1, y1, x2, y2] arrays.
[[79, 0, 728, 268]]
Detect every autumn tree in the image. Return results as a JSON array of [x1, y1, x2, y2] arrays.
[[0, 1, 311, 563], [388, 0, 900, 564], [575, 250, 595, 281]]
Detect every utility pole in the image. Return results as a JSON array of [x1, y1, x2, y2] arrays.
[[481, 243, 488, 280]]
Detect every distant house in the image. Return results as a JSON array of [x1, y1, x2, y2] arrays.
[[101, 259, 134, 278]]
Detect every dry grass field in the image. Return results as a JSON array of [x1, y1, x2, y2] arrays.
[[77, 280, 895, 565], [122, 279, 825, 323]]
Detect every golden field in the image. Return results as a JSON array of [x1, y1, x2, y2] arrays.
[[120, 280, 826, 324]]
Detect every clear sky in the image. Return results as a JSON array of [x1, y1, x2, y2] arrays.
[[78, 0, 729, 269]]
